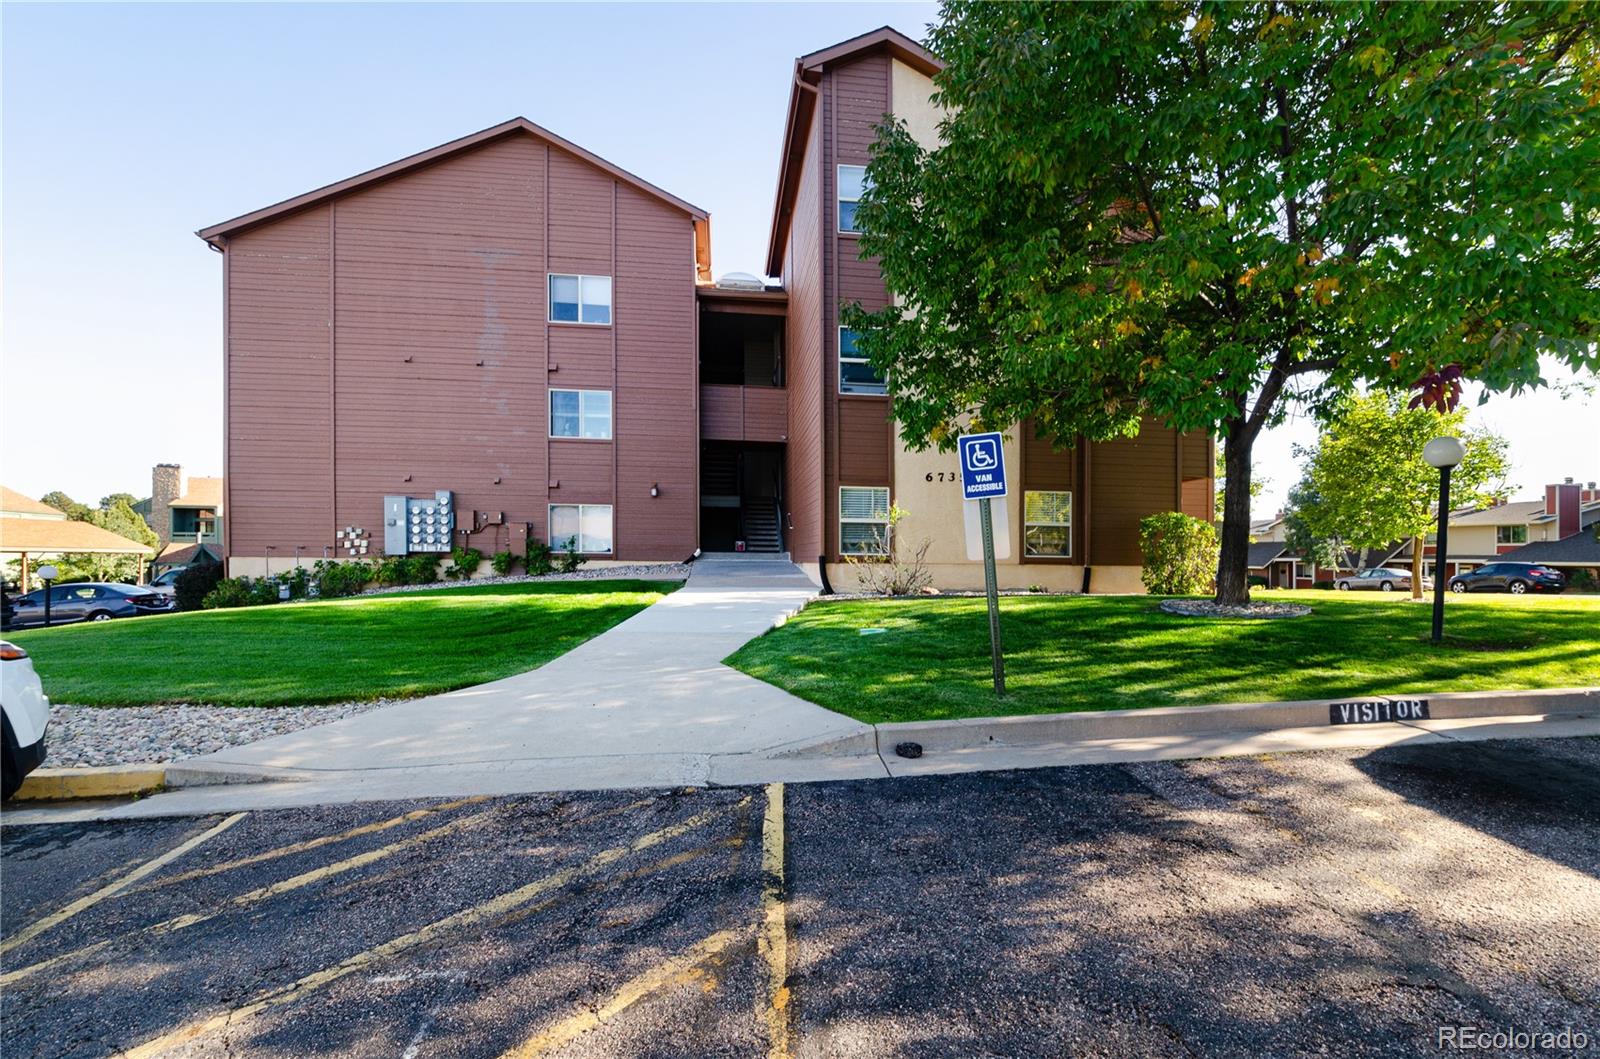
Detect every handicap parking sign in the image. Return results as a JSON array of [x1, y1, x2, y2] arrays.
[[958, 432, 1008, 501]]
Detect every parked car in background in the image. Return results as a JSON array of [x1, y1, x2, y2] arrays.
[[1334, 568, 1433, 592], [1449, 562, 1567, 595], [147, 567, 186, 597], [2, 640, 49, 799], [0, 582, 170, 630]]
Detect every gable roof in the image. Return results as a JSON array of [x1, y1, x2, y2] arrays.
[[197, 117, 712, 280], [155, 541, 222, 567], [172, 476, 224, 511], [765, 27, 944, 276], [1, 486, 67, 519], [0, 517, 154, 556], [1449, 500, 1548, 527], [1247, 542, 1288, 569], [1498, 527, 1600, 566]]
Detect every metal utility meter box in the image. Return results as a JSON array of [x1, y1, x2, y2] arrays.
[[382, 491, 456, 555]]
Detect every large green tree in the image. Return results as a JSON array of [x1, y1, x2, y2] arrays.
[[1286, 392, 1509, 598], [846, 1, 1598, 604], [39, 490, 90, 520]]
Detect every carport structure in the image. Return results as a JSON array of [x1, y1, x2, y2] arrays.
[[1, 517, 155, 591]]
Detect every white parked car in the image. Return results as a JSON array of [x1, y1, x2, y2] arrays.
[[2, 641, 49, 800]]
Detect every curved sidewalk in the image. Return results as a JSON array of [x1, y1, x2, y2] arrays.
[[167, 558, 871, 790]]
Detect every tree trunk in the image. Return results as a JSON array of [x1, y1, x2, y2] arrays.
[[1410, 534, 1425, 601], [1214, 420, 1254, 606]]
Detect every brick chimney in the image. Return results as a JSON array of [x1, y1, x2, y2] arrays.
[[1544, 479, 1581, 539], [151, 463, 183, 545]]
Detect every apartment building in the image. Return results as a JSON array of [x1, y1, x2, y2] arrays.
[[200, 26, 1210, 591]]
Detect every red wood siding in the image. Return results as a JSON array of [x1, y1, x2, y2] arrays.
[[1089, 420, 1178, 566], [1021, 423, 1083, 560], [615, 184, 697, 559], [224, 131, 697, 563], [226, 206, 333, 557], [332, 136, 546, 555], [822, 55, 894, 558], [783, 115, 826, 563], [701, 385, 789, 443], [838, 401, 892, 482]]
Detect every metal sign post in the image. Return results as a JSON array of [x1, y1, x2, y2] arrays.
[[958, 433, 1008, 696]]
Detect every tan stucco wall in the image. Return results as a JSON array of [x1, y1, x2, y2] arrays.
[[872, 67, 1149, 596], [1443, 525, 1498, 559], [824, 562, 1145, 595], [891, 60, 942, 150]]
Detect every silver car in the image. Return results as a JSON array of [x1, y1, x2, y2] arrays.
[[1335, 567, 1432, 592]]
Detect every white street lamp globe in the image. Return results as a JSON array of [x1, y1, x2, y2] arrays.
[[37, 564, 60, 582], [1423, 436, 1466, 470]]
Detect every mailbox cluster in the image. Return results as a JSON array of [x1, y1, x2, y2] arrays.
[[382, 491, 456, 555], [336, 525, 372, 557]]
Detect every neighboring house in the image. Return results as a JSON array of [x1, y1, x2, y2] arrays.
[[135, 464, 225, 572], [1411, 479, 1598, 580], [0, 486, 155, 591], [198, 26, 1212, 593]]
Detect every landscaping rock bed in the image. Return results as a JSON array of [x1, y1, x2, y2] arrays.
[[1158, 599, 1312, 619], [44, 701, 396, 767], [358, 563, 690, 596]]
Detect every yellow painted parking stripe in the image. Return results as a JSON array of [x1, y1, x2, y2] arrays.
[[119, 799, 745, 1059], [758, 782, 792, 1059], [145, 795, 489, 889], [0, 812, 246, 957], [2, 807, 497, 986], [499, 927, 750, 1059]]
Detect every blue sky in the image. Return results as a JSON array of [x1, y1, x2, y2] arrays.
[[3, 2, 1595, 513]]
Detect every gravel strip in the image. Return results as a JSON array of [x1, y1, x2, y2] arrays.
[[357, 563, 690, 596], [1158, 598, 1313, 619], [43, 701, 398, 767]]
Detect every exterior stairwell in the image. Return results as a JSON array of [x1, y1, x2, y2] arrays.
[[742, 496, 783, 553]]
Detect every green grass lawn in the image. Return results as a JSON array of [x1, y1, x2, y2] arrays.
[[726, 590, 1600, 724], [8, 579, 679, 707]]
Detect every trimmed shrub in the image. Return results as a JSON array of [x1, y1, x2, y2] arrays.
[[1139, 512, 1220, 595], [555, 537, 586, 575], [173, 560, 224, 612], [526, 539, 554, 576], [1248, 575, 1269, 588], [447, 547, 484, 580], [202, 577, 252, 609], [491, 550, 518, 576], [403, 554, 442, 584], [247, 578, 282, 606], [312, 559, 373, 598], [1313, 579, 1335, 590], [375, 555, 410, 586]]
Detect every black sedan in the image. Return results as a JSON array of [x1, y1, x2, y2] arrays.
[[1, 582, 171, 630], [1448, 562, 1567, 595]]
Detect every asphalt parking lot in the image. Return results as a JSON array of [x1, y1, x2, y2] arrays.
[[3, 737, 1597, 1058]]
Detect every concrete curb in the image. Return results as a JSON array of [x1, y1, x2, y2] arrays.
[[11, 765, 167, 802], [780, 687, 1600, 759]]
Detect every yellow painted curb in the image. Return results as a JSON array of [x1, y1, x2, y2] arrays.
[[13, 765, 167, 802]]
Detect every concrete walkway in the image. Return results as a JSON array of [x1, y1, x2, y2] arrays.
[[165, 557, 870, 789]]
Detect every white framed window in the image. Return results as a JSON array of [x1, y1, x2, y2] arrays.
[[1024, 491, 1073, 558], [840, 486, 890, 555], [549, 274, 612, 325], [1496, 524, 1528, 544], [838, 327, 886, 395], [548, 503, 614, 554], [550, 389, 613, 439], [837, 164, 869, 232]]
